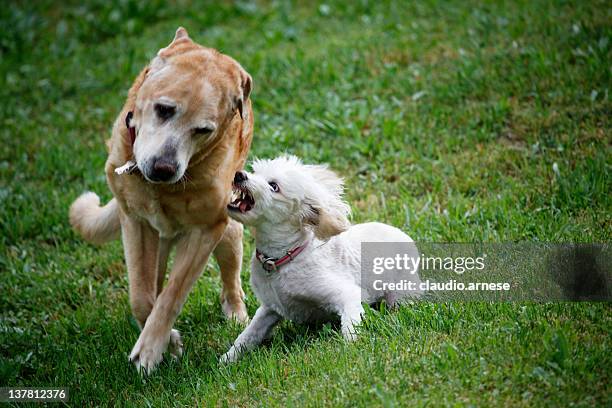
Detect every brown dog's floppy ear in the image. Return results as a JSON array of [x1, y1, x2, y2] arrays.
[[235, 68, 252, 120]]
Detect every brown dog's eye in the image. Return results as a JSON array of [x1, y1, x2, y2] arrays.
[[268, 181, 280, 192], [154, 103, 175, 121], [193, 127, 213, 136]]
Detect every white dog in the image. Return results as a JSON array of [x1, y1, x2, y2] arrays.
[[221, 156, 422, 362]]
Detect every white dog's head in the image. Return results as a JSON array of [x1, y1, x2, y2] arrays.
[[227, 155, 351, 240]]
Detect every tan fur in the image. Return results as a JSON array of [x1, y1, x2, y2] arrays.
[[69, 193, 120, 244], [312, 209, 351, 240], [69, 27, 253, 373]]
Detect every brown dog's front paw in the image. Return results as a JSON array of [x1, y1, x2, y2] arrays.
[[221, 293, 249, 324], [128, 328, 169, 375], [167, 329, 183, 360]]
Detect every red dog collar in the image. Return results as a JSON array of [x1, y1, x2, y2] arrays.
[[256, 242, 309, 273], [125, 111, 136, 146]]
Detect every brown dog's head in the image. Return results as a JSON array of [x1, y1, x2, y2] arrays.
[[130, 27, 252, 184]]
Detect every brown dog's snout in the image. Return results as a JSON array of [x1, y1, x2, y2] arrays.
[[234, 171, 248, 184], [150, 158, 178, 182]]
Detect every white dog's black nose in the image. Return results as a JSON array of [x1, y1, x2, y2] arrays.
[[234, 171, 248, 184], [150, 158, 177, 182]]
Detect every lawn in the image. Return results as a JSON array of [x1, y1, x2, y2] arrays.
[[0, 0, 610, 406]]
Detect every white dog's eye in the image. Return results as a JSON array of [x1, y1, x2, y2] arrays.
[[268, 181, 280, 192]]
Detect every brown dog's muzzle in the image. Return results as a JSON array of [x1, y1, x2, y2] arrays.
[[146, 144, 179, 183], [150, 158, 177, 182]]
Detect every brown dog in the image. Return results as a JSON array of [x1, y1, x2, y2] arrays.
[[69, 27, 252, 373]]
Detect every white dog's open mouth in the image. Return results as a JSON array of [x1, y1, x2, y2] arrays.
[[228, 185, 255, 213]]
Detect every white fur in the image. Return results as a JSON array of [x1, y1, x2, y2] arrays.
[[221, 155, 422, 363]]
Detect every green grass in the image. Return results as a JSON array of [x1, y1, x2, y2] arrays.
[[1, 0, 610, 406]]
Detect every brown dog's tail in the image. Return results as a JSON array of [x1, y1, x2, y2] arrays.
[[69, 192, 120, 244]]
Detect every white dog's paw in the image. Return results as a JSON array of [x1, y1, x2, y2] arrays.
[[219, 347, 239, 364], [341, 326, 358, 342], [129, 329, 169, 375], [221, 296, 249, 324], [167, 329, 183, 360]]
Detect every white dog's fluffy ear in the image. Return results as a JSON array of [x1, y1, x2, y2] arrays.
[[302, 165, 351, 240], [306, 204, 351, 240]]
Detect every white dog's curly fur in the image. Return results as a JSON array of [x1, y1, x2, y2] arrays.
[[221, 155, 422, 363]]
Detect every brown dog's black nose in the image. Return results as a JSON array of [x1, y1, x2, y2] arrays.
[[234, 171, 248, 184], [150, 159, 177, 182]]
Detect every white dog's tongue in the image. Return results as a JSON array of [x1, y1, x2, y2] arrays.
[[240, 201, 248, 212]]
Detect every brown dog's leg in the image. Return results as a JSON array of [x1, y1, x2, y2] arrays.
[[120, 214, 161, 328], [154, 236, 183, 358], [214, 219, 248, 323], [156, 237, 173, 296], [129, 222, 227, 373]]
